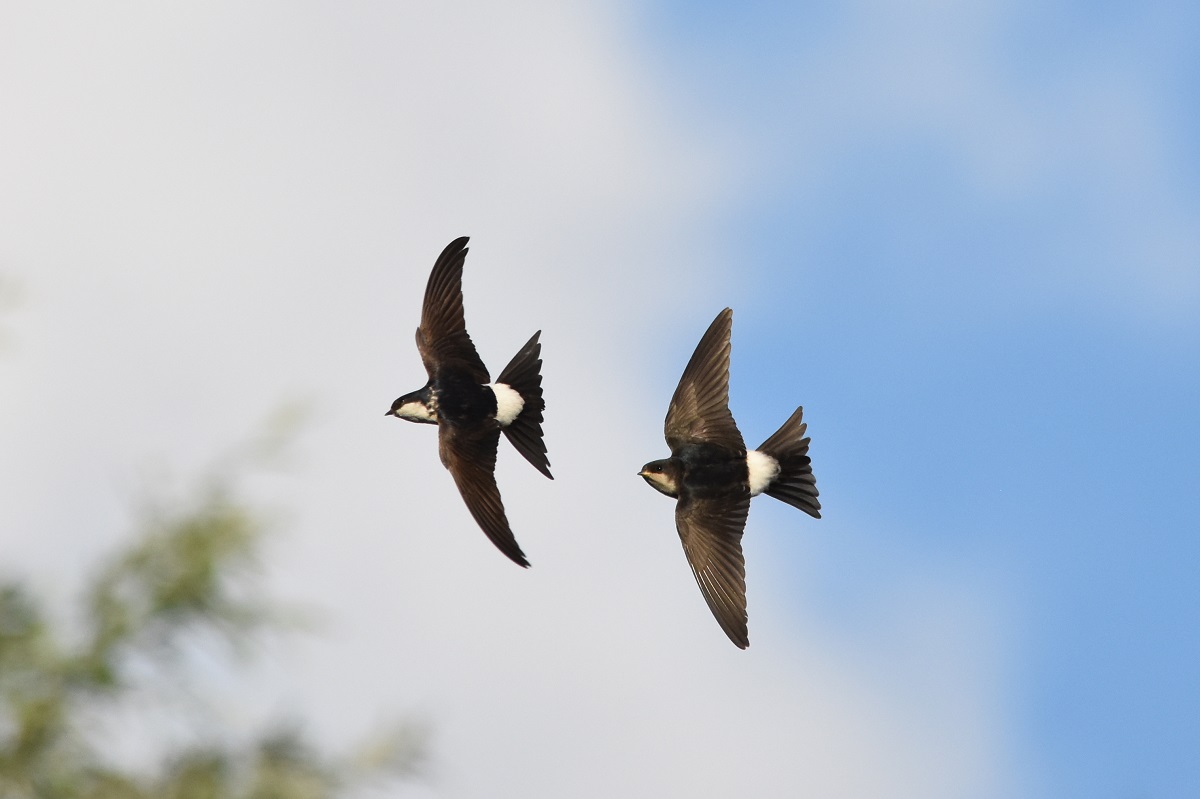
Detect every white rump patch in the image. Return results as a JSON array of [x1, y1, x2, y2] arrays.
[[488, 382, 525, 426], [746, 449, 780, 496]]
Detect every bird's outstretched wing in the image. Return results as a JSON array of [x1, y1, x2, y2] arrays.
[[675, 489, 751, 648], [664, 307, 745, 453], [416, 236, 490, 383], [439, 423, 529, 568]]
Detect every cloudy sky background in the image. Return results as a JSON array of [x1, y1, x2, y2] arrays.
[[2, 2, 1197, 797]]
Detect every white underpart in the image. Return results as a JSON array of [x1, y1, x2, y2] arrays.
[[488, 382, 525, 426], [746, 449, 781, 496]]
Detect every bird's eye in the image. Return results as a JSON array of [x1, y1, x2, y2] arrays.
[[653, 465, 663, 473]]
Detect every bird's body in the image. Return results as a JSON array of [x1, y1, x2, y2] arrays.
[[639, 307, 820, 648], [387, 236, 551, 568], [642, 443, 785, 500]]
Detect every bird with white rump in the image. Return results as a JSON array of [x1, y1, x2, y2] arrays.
[[639, 307, 820, 648], [386, 236, 551, 568]]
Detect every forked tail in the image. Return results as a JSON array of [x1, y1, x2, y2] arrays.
[[496, 331, 553, 479], [757, 406, 820, 518]]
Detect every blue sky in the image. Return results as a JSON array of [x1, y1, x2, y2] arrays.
[[637, 1, 1200, 795], [1, 2, 1197, 797]]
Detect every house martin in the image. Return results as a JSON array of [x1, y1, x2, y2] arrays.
[[639, 307, 820, 647], [387, 236, 551, 567]]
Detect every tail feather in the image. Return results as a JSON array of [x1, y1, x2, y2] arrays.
[[496, 331, 553, 479], [757, 406, 820, 519]]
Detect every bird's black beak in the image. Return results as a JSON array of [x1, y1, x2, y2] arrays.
[[384, 409, 394, 416]]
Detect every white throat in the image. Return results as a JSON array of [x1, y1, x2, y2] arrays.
[[395, 400, 437, 423], [746, 449, 780, 496], [488, 382, 525, 427]]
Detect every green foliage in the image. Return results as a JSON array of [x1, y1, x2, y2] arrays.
[[83, 484, 270, 683], [0, 440, 424, 799]]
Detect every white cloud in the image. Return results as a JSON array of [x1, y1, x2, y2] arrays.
[[0, 3, 1021, 796]]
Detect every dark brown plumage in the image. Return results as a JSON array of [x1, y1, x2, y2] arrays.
[[387, 237, 551, 567], [640, 307, 820, 648]]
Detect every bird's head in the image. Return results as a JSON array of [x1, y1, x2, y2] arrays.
[[385, 388, 438, 424], [638, 458, 682, 498]]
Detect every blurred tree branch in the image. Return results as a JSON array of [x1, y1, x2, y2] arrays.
[[0, 418, 425, 798]]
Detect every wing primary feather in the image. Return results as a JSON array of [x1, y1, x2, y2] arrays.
[[664, 308, 744, 453]]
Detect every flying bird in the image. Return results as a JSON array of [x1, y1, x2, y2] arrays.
[[639, 307, 820, 648], [386, 236, 551, 568]]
